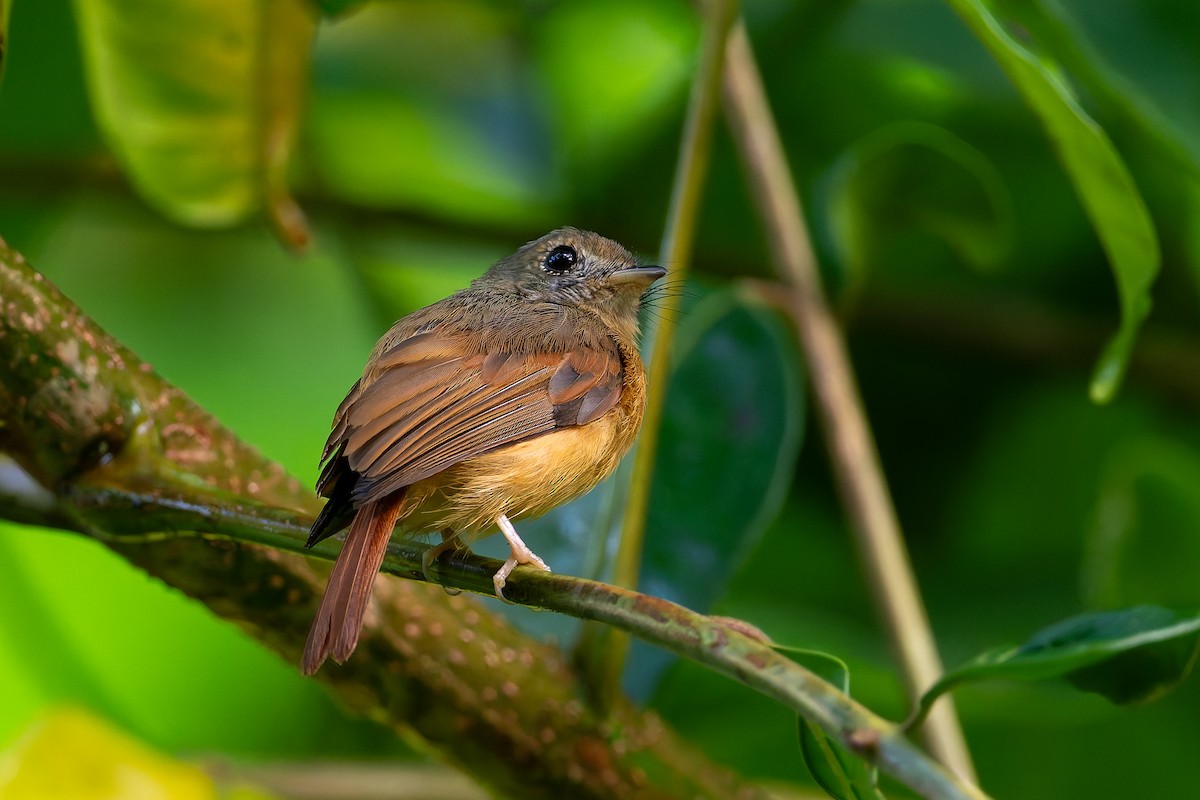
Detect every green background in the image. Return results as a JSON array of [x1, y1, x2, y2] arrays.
[[2, 0, 1199, 797]]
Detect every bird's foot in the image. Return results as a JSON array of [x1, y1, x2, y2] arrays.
[[493, 514, 551, 602], [421, 529, 463, 595]]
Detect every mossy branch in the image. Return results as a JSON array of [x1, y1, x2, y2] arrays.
[[0, 239, 988, 800]]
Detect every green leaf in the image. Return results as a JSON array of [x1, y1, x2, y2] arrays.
[[827, 121, 1014, 282], [71, 0, 316, 237], [307, 90, 552, 227], [773, 647, 886, 800], [911, 606, 1200, 729], [1025, 607, 1200, 704], [1001, 0, 1200, 178], [306, 3, 553, 228], [642, 288, 805, 615], [945, 0, 1160, 403]]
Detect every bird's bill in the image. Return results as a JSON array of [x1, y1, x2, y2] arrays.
[[607, 266, 667, 286]]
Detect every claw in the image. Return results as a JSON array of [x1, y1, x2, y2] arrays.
[[421, 529, 460, 583], [493, 514, 551, 602]]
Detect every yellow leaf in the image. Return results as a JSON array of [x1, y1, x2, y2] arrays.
[[0, 708, 214, 800]]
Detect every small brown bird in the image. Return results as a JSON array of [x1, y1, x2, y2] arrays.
[[302, 228, 664, 674]]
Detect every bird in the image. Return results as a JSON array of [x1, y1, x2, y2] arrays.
[[302, 227, 665, 674]]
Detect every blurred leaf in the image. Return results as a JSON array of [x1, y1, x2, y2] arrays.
[[912, 606, 1200, 728], [624, 288, 804, 695], [643, 288, 805, 606], [0, 707, 229, 800], [827, 121, 1013, 284], [307, 3, 553, 227], [1082, 437, 1200, 610], [945, 0, 1160, 403], [308, 91, 552, 226], [1016, 0, 1200, 176], [773, 647, 885, 800], [72, 0, 316, 234], [533, 0, 696, 176]]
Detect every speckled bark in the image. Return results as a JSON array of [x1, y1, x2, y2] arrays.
[[0, 237, 763, 800]]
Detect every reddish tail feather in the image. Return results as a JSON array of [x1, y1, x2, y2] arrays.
[[302, 495, 405, 675]]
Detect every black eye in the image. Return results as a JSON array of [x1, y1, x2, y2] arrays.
[[542, 245, 578, 275]]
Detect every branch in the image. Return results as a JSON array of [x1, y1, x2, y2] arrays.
[[720, 21, 978, 780], [0, 239, 989, 799]]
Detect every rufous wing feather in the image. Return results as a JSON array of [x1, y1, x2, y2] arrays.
[[304, 314, 627, 670], [339, 331, 625, 509]]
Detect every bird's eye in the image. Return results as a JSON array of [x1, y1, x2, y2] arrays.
[[542, 245, 578, 275]]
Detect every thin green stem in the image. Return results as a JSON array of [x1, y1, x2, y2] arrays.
[[720, 20, 977, 780], [595, 0, 739, 707], [74, 486, 988, 800]]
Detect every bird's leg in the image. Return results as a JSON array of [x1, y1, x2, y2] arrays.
[[421, 528, 461, 582], [493, 513, 551, 601]]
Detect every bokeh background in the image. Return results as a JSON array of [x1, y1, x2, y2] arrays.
[[1, 0, 1199, 797]]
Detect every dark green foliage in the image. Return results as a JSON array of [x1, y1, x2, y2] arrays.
[[1020, 606, 1200, 704], [910, 606, 1200, 728], [645, 290, 804, 615], [778, 648, 887, 800]]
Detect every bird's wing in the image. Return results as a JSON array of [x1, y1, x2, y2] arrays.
[[318, 325, 624, 515]]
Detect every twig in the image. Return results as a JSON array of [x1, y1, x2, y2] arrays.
[[592, 0, 739, 705], [11, 478, 988, 800], [720, 21, 977, 780], [17, 472, 988, 800]]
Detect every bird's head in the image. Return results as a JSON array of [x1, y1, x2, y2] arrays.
[[478, 227, 665, 336]]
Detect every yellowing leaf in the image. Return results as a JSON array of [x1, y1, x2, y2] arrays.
[[72, 0, 315, 243], [0, 708, 214, 800]]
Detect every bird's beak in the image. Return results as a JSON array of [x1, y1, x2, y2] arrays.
[[608, 265, 667, 286]]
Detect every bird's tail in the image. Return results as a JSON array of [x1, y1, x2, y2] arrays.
[[302, 495, 405, 675]]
